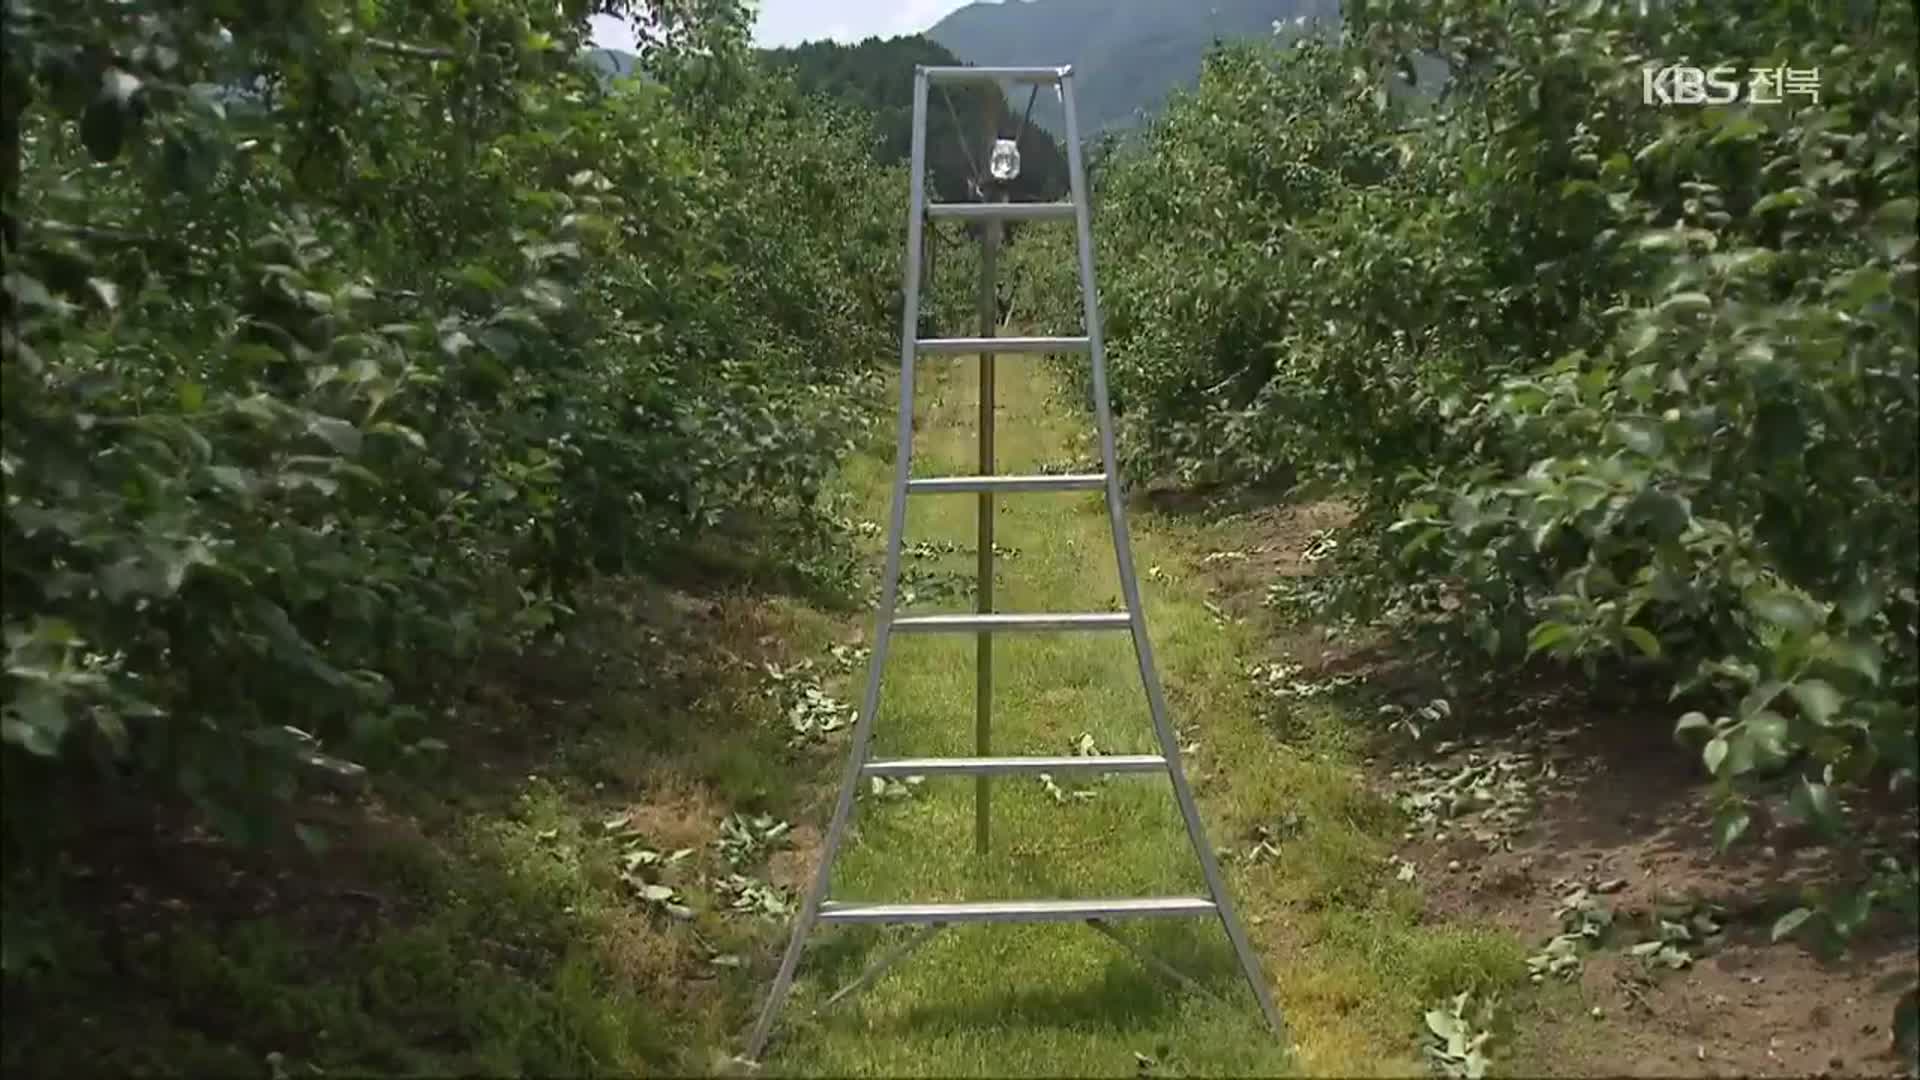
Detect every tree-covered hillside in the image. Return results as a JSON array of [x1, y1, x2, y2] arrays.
[[929, 0, 1341, 134], [761, 35, 1070, 204]]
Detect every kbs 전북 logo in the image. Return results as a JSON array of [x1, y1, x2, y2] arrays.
[[1642, 64, 1820, 106]]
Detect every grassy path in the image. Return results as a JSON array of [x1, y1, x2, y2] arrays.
[[763, 357, 1523, 1075]]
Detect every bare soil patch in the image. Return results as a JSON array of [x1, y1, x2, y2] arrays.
[[1385, 716, 1917, 1078], [767, 823, 824, 892], [1192, 499, 1355, 614], [617, 773, 727, 852], [1206, 493, 1920, 1079]]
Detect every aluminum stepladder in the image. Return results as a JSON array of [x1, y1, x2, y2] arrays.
[[741, 63, 1284, 1065]]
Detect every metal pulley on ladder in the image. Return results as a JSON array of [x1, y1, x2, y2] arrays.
[[741, 62, 1285, 1065]]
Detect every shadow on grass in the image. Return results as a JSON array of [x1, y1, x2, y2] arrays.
[[797, 918, 1250, 1033], [890, 959, 1196, 1033]]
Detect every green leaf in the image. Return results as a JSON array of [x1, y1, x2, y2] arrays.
[[86, 278, 119, 310], [369, 421, 427, 451], [209, 466, 254, 495], [456, 265, 507, 292], [1398, 501, 1440, 524], [1738, 680, 1787, 720], [1702, 736, 1729, 775], [1745, 710, 1789, 759], [1, 691, 71, 757], [1711, 803, 1750, 850], [1527, 621, 1575, 657], [1674, 712, 1713, 743], [1656, 291, 1711, 317], [1629, 491, 1691, 538], [1622, 626, 1662, 659], [1831, 887, 1876, 937], [309, 417, 362, 456], [1825, 639, 1883, 686], [1871, 198, 1917, 259], [1787, 679, 1842, 726], [1838, 579, 1881, 626], [1836, 267, 1892, 306], [1748, 589, 1818, 634], [1611, 418, 1663, 456], [1751, 188, 1809, 214], [2, 271, 60, 315], [1789, 778, 1838, 838]]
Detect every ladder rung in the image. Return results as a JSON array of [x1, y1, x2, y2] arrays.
[[863, 755, 1168, 777], [892, 613, 1130, 633], [927, 202, 1076, 222], [907, 474, 1105, 494], [921, 65, 1070, 84], [818, 897, 1216, 925], [917, 336, 1090, 355]]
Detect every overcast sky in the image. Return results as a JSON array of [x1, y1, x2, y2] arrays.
[[590, 0, 977, 51]]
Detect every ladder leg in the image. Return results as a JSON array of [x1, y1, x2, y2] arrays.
[[1057, 71, 1288, 1042], [742, 67, 934, 1065], [1129, 611, 1288, 1039]]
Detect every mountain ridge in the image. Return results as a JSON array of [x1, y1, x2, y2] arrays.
[[927, 0, 1342, 134]]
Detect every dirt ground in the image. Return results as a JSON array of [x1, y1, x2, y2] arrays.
[[1205, 498, 1920, 1079], [1392, 715, 1917, 1079]]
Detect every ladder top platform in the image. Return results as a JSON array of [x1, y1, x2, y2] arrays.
[[919, 65, 1071, 83], [927, 202, 1077, 222], [906, 473, 1106, 494], [917, 336, 1089, 355]]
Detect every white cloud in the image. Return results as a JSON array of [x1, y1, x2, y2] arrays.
[[588, 13, 636, 52], [591, 0, 973, 52], [889, 0, 965, 36]]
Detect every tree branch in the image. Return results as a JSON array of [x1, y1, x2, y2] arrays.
[[364, 37, 456, 61]]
